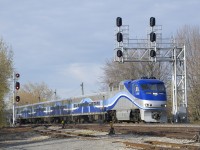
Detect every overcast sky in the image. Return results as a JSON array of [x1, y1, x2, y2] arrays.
[[0, 0, 199, 99]]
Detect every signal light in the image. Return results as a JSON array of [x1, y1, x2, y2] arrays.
[[150, 32, 156, 42], [15, 73, 20, 78], [116, 17, 122, 27], [15, 82, 20, 90], [117, 32, 123, 42], [16, 96, 20, 102], [150, 50, 156, 57], [150, 17, 156, 27], [117, 50, 123, 57]]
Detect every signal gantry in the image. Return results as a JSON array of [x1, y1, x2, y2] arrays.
[[114, 17, 187, 123]]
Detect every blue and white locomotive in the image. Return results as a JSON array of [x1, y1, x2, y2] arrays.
[[16, 78, 167, 123]]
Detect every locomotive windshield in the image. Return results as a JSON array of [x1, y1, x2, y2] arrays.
[[140, 83, 165, 92]]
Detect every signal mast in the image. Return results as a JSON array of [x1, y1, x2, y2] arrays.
[[12, 72, 21, 126]]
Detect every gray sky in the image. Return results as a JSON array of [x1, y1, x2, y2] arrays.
[[0, 0, 199, 98]]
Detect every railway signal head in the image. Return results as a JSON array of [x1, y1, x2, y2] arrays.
[[150, 50, 156, 57], [117, 50, 123, 57], [150, 32, 156, 42], [116, 17, 122, 27], [117, 32, 123, 42], [150, 17, 156, 27], [16, 96, 20, 102], [15, 82, 20, 90], [15, 73, 20, 78]]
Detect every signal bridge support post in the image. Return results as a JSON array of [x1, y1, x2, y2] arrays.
[[114, 17, 188, 123], [171, 45, 187, 122]]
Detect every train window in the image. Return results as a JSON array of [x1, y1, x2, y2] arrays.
[[150, 84, 157, 90], [113, 86, 118, 91], [141, 83, 165, 91], [141, 84, 149, 90], [109, 86, 112, 92], [119, 85, 124, 90], [133, 84, 140, 95], [157, 84, 165, 91]]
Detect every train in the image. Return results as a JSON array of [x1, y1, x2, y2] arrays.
[[15, 78, 167, 124]]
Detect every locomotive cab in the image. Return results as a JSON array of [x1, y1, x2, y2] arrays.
[[132, 79, 167, 102], [123, 79, 167, 102]]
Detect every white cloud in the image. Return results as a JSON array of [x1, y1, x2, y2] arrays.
[[48, 62, 104, 98], [63, 63, 102, 84]]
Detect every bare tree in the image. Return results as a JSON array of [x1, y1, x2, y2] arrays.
[[176, 25, 200, 121], [101, 59, 138, 85], [17, 82, 57, 105], [101, 58, 170, 89], [0, 39, 13, 127]]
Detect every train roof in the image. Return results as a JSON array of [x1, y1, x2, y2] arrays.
[[122, 79, 164, 85], [16, 92, 107, 108]]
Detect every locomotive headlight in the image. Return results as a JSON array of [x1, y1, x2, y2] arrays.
[[161, 104, 167, 107], [153, 92, 158, 96], [145, 103, 152, 107]]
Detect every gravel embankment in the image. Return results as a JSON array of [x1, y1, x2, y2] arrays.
[[0, 125, 200, 150]]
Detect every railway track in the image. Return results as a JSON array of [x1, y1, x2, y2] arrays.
[[1, 123, 200, 149], [28, 122, 200, 140], [32, 123, 200, 149]]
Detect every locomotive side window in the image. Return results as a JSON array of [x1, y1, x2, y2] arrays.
[[133, 84, 139, 95]]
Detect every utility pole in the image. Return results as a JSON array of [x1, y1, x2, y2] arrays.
[[80, 82, 84, 95], [54, 89, 57, 100]]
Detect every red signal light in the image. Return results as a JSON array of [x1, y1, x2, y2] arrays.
[[15, 73, 20, 78], [15, 82, 20, 90], [16, 96, 20, 102]]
